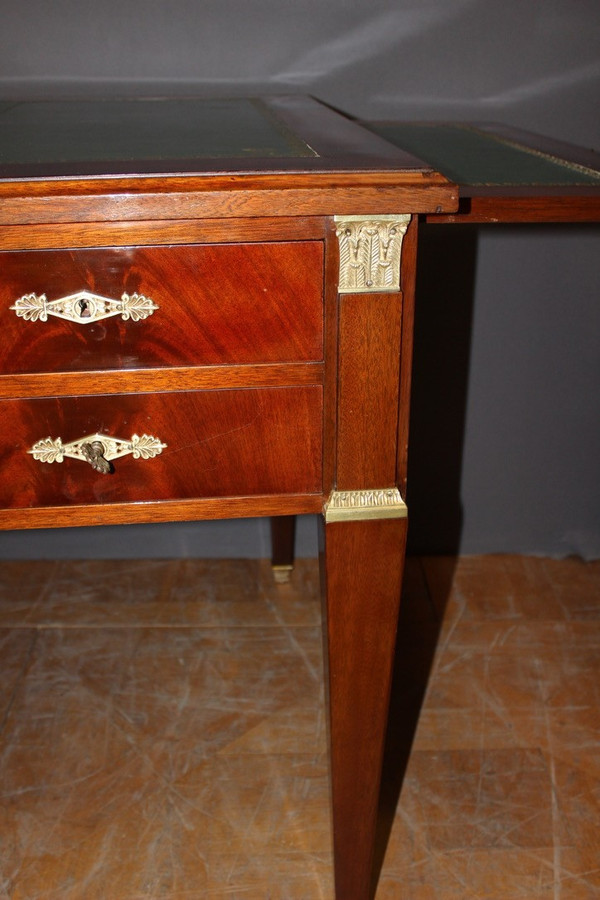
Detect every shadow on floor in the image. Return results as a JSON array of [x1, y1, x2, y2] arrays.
[[371, 553, 458, 894]]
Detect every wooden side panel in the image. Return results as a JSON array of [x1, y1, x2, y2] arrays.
[[336, 291, 403, 489], [0, 242, 324, 373], [0, 387, 322, 508]]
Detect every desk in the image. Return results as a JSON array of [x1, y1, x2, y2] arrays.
[[0, 96, 455, 900], [1, 101, 599, 899]]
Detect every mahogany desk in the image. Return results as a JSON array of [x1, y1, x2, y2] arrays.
[[1, 100, 599, 899], [0, 96, 456, 900]]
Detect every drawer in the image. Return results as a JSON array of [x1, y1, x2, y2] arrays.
[[0, 242, 324, 374], [0, 387, 322, 508]]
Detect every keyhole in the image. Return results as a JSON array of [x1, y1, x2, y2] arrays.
[[78, 298, 91, 317]]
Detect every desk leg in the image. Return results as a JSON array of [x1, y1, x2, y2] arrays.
[[322, 515, 407, 900], [270, 515, 296, 582]]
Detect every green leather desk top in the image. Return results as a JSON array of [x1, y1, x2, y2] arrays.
[[0, 96, 430, 180], [366, 122, 600, 187], [0, 98, 316, 166]]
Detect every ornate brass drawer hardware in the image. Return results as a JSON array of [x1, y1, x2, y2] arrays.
[[28, 432, 167, 474], [324, 488, 408, 522], [334, 214, 411, 293], [10, 290, 159, 324]]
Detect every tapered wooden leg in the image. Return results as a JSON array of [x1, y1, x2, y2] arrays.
[[321, 515, 407, 900], [270, 515, 296, 583]]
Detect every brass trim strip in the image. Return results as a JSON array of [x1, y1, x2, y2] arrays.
[[324, 488, 407, 522]]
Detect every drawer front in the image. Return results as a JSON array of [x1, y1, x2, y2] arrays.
[[0, 387, 322, 508], [0, 242, 324, 374]]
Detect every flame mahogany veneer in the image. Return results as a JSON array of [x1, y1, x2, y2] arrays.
[[0, 241, 325, 373]]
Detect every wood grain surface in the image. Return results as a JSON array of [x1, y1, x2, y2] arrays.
[[322, 516, 408, 900], [0, 386, 323, 509], [0, 216, 327, 251], [0, 493, 323, 531], [425, 193, 600, 223], [0, 363, 324, 401], [0, 174, 457, 226], [0, 242, 324, 373], [336, 289, 403, 490]]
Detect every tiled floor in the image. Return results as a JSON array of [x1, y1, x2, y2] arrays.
[[0, 555, 598, 898]]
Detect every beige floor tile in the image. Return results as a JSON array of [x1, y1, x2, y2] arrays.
[[0, 553, 599, 898], [0, 559, 321, 630], [0, 629, 35, 723]]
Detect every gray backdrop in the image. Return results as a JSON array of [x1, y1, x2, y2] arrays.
[[0, 0, 598, 559]]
